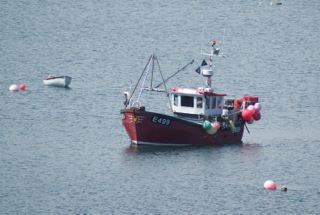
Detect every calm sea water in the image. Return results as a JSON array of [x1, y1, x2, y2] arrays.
[[1, 0, 320, 214]]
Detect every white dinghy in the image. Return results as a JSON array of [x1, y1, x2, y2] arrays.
[[43, 75, 72, 87]]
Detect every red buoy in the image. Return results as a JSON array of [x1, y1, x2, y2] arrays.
[[247, 116, 254, 124], [253, 112, 261, 121], [241, 109, 252, 121], [19, 83, 26, 91]]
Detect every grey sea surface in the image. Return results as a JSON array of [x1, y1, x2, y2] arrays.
[[1, 0, 320, 214]]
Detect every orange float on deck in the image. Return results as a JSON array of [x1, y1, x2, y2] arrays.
[[233, 98, 243, 109], [242, 96, 259, 105]]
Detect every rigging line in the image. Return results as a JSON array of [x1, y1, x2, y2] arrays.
[[154, 55, 174, 114], [200, 25, 204, 55], [244, 123, 250, 134], [126, 54, 153, 107], [220, 28, 226, 57], [154, 59, 194, 89], [137, 55, 153, 101], [221, 28, 225, 52], [150, 54, 155, 88]]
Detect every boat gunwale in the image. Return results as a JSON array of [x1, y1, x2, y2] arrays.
[[121, 107, 245, 127], [44, 76, 72, 81]]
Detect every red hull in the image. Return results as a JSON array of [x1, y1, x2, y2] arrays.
[[121, 108, 244, 145]]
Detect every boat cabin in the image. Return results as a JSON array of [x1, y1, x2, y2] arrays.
[[170, 87, 226, 120]]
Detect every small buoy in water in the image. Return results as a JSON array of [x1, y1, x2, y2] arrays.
[[19, 83, 26, 91], [264, 180, 277, 190], [281, 186, 287, 191], [9, 84, 19, 92]]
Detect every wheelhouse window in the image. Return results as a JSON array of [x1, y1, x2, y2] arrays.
[[196, 97, 203, 108], [204, 96, 224, 109], [181, 96, 194, 107], [205, 97, 210, 109], [173, 94, 179, 106], [216, 97, 223, 108], [211, 97, 216, 109]]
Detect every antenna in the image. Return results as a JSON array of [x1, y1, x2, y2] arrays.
[[219, 28, 226, 58], [200, 26, 204, 55]]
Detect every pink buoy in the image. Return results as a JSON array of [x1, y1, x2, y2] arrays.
[[247, 105, 256, 114], [254, 102, 262, 111], [213, 121, 221, 130], [19, 83, 26, 91], [9, 84, 19, 92], [264, 180, 277, 190]]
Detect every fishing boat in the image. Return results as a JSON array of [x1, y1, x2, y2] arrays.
[[121, 40, 262, 145], [43, 75, 72, 87]]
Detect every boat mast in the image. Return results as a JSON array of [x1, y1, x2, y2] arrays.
[[201, 40, 217, 90], [209, 40, 216, 70], [207, 40, 216, 89]]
